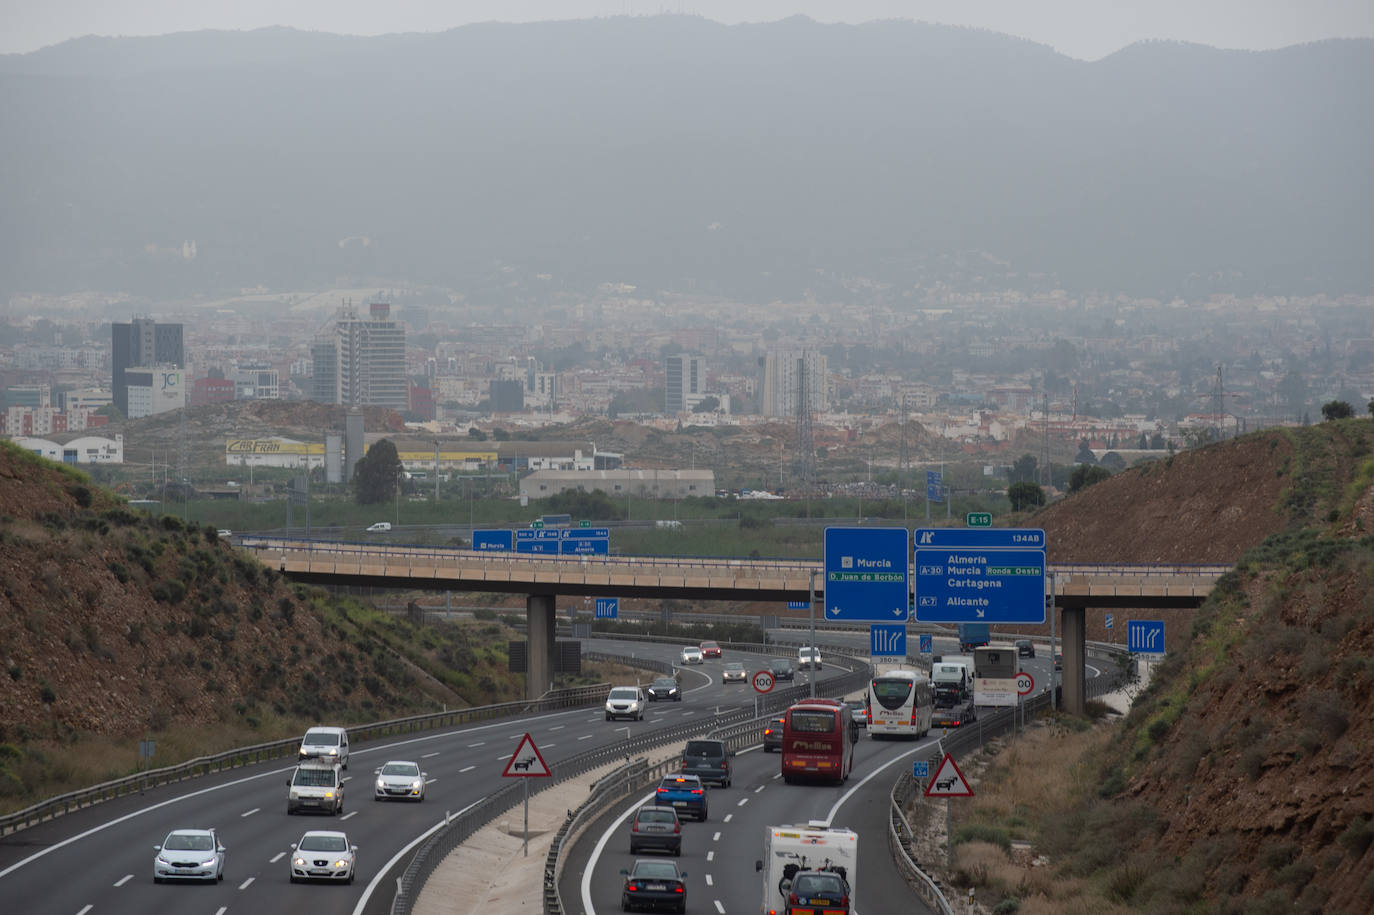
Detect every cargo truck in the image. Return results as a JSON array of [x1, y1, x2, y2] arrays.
[[755, 822, 857, 915], [957, 622, 990, 652]]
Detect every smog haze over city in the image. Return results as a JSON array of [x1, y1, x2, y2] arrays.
[[3, 2, 1374, 436]]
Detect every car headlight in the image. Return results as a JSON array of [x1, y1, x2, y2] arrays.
[[328, 748, 338, 756], [376, 779, 386, 789], [333, 858, 350, 868], [198, 857, 217, 867], [293, 856, 307, 867], [289, 790, 300, 799], [156, 855, 171, 866], [411, 779, 423, 790]]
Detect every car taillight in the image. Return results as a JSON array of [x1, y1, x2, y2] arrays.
[[674, 823, 681, 833], [720, 761, 728, 769], [691, 788, 703, 795], [674, 885, 684, 894], [841, 894, 850, 907], [632, 821, 640, 832], [788, 892, 800, 905], [626, 882, 638, 891]]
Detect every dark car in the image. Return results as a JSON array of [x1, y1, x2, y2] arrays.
[[932, 701, 977, 729], [1015, 639, 1036, 658], [621, 859, 688, 913], [1055, 653, 1064, 670], [681, 738, 732, 787], [769, 658, 795, 681], [629, 805, 682, 856], [785, 869, 851, 913], [646, 677, 681, 702], [762, 716, 786, 752], [654, 774, 708, 821]]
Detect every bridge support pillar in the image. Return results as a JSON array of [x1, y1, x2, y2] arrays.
[[527, 594, 556, 701], [1062, 606, 1086, 715]]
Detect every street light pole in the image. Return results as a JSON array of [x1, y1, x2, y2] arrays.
[[808, 569, 817, 699]]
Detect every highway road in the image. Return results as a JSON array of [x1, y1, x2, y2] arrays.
[[0, 638, 855, 915]]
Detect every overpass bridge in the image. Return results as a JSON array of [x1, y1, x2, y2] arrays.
[[240, 536, 1230, 712]]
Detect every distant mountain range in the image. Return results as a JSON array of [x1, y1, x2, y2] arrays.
[[2, 16, 1371, 302]]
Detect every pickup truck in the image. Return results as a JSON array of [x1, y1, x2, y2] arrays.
[[654, 774, 709, 821]]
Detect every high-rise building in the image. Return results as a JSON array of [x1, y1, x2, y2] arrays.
[[311, 302, 407, 409], [665, 354, 706, 414], [111, 318, 183, 416], [761, 349, 828, 418]]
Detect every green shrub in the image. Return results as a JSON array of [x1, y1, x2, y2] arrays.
[[1338, 816, 1373, 856], [952, 823, 1011, 851], [108, 561, 130, 583]]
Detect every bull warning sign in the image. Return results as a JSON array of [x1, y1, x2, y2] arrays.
[[502, 732, 552, 777], [923, 752, 974, 797]]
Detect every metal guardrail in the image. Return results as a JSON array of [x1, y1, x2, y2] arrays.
[[0, 682, 611, 838]]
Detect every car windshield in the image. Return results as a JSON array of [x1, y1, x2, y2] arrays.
[[682, 647, 699, 654], [381, 763, 418, 776], [609, 688, 639, 699], [633, 861, 680, 879], [164, 833, 213, 851], [684, 741, 721, 757], [638, 808, 677, 824], [771, 658, 789, 667], [793, 873, 846, 895], [293, 767, 337, 786], [652, 678, 676, 689], [298, 835, 348, 852], [724, 662, 744, 671], [660, 776, 698, 789], [701, 641, 718, 649], [303, 730, 340, 746]]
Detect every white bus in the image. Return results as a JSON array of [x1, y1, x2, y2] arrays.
[[867, 670, 933, 739], [973, 643, 1021, 707]]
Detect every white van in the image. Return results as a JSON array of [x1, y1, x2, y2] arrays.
[[287, 762, 344, 815], [366, 522, 392, 533], [798, 646, 823, 670], [298, 726, 350, 769]]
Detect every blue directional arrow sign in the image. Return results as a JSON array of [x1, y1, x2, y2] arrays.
[[823, 527, 910, 622], [926, 470, 942, 503], [787, 601, 809, 610], [595, 598, 619, 619], [914, 527, 1046, 624], [472, 530, 513, 551], [870, 623, 906, 657], [1128, 620, 1165, 653]]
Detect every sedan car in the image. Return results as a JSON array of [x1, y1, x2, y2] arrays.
[[646, 677, 682, 702], [629, 805, 682, 856], [762, 716, 786, 752], [722, 661, 748, 683], [289, 830, 357, 884], [621, 859, 688, 912], [699, 640, 722, 658], [785, 869, 851, 914], [373, 760, 426, 801], [1015, 639, 1036, 658], [932, 702, 977, 729], [769, 658, 795, 681], [153, 828, 225, 883], [679, 646, 704, 665], [606, 686, 646, 720], [654, 774, 708, 821]]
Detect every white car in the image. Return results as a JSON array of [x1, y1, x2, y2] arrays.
[[605, 686, 646, 721], [679, 646, 704, 665], [289, 830, 357, 884], [216, 528, 233, 539], [374, 760, 427, 802], [153, 827, 225, 883], [366, 521, 392, 532]]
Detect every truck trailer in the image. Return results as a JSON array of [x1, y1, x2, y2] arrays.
[[755, 822, 858, 915]]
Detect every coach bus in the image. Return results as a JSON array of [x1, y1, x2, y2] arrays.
[[973, 643, 1021, 707], [780, 698, 857, 784], [868, 670, 934, 739]]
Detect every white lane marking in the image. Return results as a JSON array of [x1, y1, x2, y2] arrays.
[[216, 907, 227, 915], [581, 789, 657, 914], [270, 851, 286, 863], [468, 742, 485, 747], [550, 725, 565, 730], [705, 874, 714, 886], [723, 814, 733, 823], [510, 734, 521, 739], [544, 743, 557, 748], [495, 754, 510, 761], [342, 776, 352, 782], [113, 873, 133, 886], [241, 807, 260, 817], [76, 908, 93, 915], [736, 797, 749, 806], [421, 751, 440, 758], [772, 772, 782, 780], [352, 801, 484, 915], [712, 831, 721, 841], [424, 778, 438, 784], [825, 741, 930, 826], [341, 810, 357, 820], [459, 765, 476, 773], [707, 850, 715, 861], [578, 734, 593, 740], [753, 784, 765, 793], [239, 876, 254, 889], [714, 901, 726, 913]]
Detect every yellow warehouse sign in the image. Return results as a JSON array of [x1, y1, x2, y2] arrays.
[[226, 439, 325, 456]]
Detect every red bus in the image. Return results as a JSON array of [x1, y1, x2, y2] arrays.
[[780, 698, 856, 785]]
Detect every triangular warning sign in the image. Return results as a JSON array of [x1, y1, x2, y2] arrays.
[[502, 732, 552, 778], [923, 752, 974, 797]]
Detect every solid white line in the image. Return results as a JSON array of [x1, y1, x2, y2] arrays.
[[238, 876, 254, 890], [341, 810, 357, 820], [581, 790, 656, 913], [350, 801, 484, 915], [240, 807, 260, 817], [421, 751, 440, 758], [270, 851, 286, 863], [712, 831, 721, 841], [705, 874, 714, 886], [113, 874, 133, 886], [460, 765, 476, 773]]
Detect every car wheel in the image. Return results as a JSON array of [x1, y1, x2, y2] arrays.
[[153, 876, 162, 885], [605, 712, 612, 721], [678, 902, 686, 914], [622, 894, 632, 912], [347, 870, 354, 885], [289, 875, 298, 884], [287, 805, 295, 815], [699, 808, 708, 822]]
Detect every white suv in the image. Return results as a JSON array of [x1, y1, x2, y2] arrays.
[[605, 686, 646, 721], [298, 726, 350, 769]]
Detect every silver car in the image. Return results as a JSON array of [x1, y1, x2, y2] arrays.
[[679, 646, 703, 665], [289, 830, 357, 884], [153, 827, 225, 883], [374, 760, 427, 802], [722, 661, 748, 683]]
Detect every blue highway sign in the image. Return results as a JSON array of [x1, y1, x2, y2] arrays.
[[919, 633, 933, 654], [870, 623, 906, 657], [912, 760, 929, 779], [1128, 620, 1166, 653], [914, 547, 1046, 623], [913, 528, 1046, 549], [787, 601, 810, 610], [1105, 613, 1114, 630], [926, 470, 942, 503], [472, 530, 514, 551], [595, 598, 619, 619], [824, 527, 910, 622], [513, 527, 610, 555]]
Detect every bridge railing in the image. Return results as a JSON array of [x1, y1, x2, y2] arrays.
[[0, 682, 610, 838]]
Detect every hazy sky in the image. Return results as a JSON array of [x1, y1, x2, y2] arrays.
[[2, 0, 1371, 60]]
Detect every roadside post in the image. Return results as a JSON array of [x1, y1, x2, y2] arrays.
[[502, 733, 552, 856], [925, 752, 975, 869]]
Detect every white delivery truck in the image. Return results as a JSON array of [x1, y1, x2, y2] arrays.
[[755, 822, 858, 915], [931, 658, 972, 702]]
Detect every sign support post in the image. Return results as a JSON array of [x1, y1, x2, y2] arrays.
[[809, 569, 817, 699], [1049, 571, 1057, 712], [522, 777, 530, 856]]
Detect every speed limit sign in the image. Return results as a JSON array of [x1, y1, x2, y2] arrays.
[[752, 670, 775, 693], [1015, 672, 1035, 696]]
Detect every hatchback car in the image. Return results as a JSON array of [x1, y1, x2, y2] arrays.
[[679, 646, 703, 665], [654, 773, 709, 820], [605, 686, 646, 720], [762, 716, 786, 752], [846, 699, 869, 728], [646, 677, 681, 702], [1015, 639, 1036, 658], [769, 658, 795, 681], [699, 640, 722, 658], [681, 738, 732, 787], [289, 830, 357, 884], [722, 661, 747, 683], [628, 805, 683, 856], [153, 828, 225, 883], [298, 726, 350, 769], [621, 859, 688, 913], [785, 869, 851, 913], [373, 760, 426, 802]]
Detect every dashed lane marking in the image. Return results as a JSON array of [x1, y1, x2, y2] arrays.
[[241, 807, 259, 817], [239, 877, 254, 890], [113, 874, 133, 886]]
